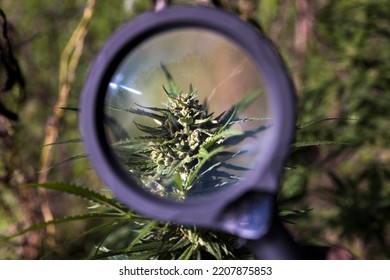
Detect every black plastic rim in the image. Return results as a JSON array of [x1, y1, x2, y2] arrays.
[[80, 5, 295, 231]]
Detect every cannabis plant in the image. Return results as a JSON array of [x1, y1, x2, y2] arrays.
[[2, 66, 268, 259], [0, 65, 322, 260], [110, 65, 267, 200]]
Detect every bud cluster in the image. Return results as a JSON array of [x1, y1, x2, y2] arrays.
[[146, 89, 217, 197], [113, 66, 263, 200]]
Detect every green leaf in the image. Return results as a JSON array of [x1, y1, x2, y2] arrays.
[[160, 64, 182, 95], [296, 117, 357, 129], [292, 140, 349, 148], [39, 154, 87, 172], [169, 236, 191, 252], [185, 146, 225, 188], [108, 106, 167, 122], [234, 87, 263, 115], [42, 138, 83, 147], [178, 244, 196, 260], [92, 221, 159, 259], [25, 182, 128, 214], [1, 213, 120, 242], [202, 129, 243, 150], [204, 240, 222, 259], [123, 220, 159, 252]]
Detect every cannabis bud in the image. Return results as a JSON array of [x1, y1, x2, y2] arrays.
[[111, 65, 266, 200]]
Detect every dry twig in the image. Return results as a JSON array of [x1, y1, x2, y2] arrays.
[[37, 0, 95, 253]]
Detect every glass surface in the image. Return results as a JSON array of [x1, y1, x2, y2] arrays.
[[104, 28, 272, 201]]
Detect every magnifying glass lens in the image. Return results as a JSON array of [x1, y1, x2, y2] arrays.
[[104, 28, 272, 201]]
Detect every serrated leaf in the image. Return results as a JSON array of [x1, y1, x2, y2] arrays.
[[296, 117, 356, 129], [292, 140, 349, 148], [109, 106, 166, 122], [1, 213, 119, 242], [25, 182, 128, 213]]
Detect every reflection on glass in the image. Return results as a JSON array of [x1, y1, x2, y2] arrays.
[[104, 28, 271, 201]]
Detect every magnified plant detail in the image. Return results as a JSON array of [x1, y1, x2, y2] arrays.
[[107, 65, 268, 200]]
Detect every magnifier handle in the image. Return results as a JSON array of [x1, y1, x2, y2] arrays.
[[247, 218, 302, 260]]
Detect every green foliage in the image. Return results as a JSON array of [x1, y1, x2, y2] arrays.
[[324, 168, 390, 257], [277, 0, 390, 259], [0, 182, 251, 260], [1, 0, 389, 260], [1, 64, 265, 260]]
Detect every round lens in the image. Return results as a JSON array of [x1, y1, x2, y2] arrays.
[[103, 28, 272, 201]]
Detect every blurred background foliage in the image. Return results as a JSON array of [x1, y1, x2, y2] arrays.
[[0, 0, 389, 259]]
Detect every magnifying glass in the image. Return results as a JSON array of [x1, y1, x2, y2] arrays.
[[80, 4, 297, 259]]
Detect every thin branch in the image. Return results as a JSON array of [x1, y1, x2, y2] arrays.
[[37, 0, 95, 252]]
